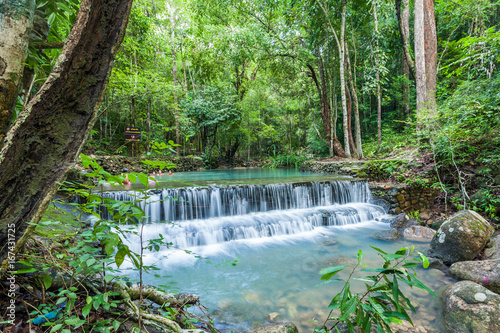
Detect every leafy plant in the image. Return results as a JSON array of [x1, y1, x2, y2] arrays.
[[265, 152, 308, 169], [316, 246, 435, 333]]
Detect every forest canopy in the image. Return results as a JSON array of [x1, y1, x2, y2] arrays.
[[4, 0, 500, 165]]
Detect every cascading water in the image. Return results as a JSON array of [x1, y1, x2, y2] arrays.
[[97, 174, 448, 332], [97, 181, 386, 248]]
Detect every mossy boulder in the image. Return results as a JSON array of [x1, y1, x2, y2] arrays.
[[449, 259, 500, 294], [427, 210, 494, 264], [442, 281, 500, 333]]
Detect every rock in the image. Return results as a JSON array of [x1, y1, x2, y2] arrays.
[[449, 259, 500, 294], [484, 235, 500, 259], [267, 312, 280, 322], [372, 229, 401, 241], [427, 210, 494, 264], [442, 281, 500, 333], [403, 226, 436, 242], [245, 322, 299, 333], [429, 220, 445, 231], [390, 213, 419, 232], [323, 238, 338, 246], [244, 292, 262, 303], [419, 212, 430, 220]]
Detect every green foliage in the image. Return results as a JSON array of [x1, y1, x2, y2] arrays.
[[471, 189, 500, 222], [265, 152, 308, 169], [316, 247, 435, 333], [358, 160, 405, 180], [363, 128, 420, 159], [432, 77, 500, 168], [14, 154, 206, 332]]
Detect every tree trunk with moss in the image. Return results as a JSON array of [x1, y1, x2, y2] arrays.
[[0, 0, 133, 271], [0, 0, 35, 143]]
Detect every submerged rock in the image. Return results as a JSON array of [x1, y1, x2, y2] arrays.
[[427, 210, 494, 264], [245, 322, 299, 333], [449, 259, 500, 294], [372, 229, 401, 240], [403, 225, 436, 242], [442, 281, 500, 333], [390, 213, 419, 232]]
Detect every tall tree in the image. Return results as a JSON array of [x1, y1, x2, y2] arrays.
[[372, 0, 382, 148], [0, 0, 133, 269], [0, 0, 35, 143], [415, 0, 437, 121]]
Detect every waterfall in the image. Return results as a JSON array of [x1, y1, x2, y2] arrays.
[[99, 181, 373, 223], [97, 181, 385, 247]]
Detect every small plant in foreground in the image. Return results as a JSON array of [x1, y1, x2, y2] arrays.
[[315, 246, 435, 333]]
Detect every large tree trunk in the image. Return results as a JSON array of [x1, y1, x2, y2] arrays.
[[424, 0, 437, 115], [373, 0, 382, 148], [415, 0, 426, 116], [396, 0, 416, 79], [345, 41, 363, 158], [0, 0, 133, 271], [171, 21, 180, 155], [345, 84, 357, 157], [339, 1, 350, 158], [402, 54, 411, 120], [318, 55, 332, 150], [307, 62, 346, 158], [0, 0, 36, 143], [415, 0, 437, 122]]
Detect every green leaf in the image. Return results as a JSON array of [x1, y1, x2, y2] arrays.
[[14, 268, 37, 274], [328, 293, 341, 310], [113, 320, 121, 331], [56, 297, 67, 305], [339, 297, 358, 321], [50, 324, 63, 332], [417, 252, 430, 268], [82, 303, 91, 318], [319, 265, 349, 280], [357, 249, 365, 263], [41, 274, 52, 289], [369, 246, 387, 255], [392, 276, 400, 312], [104, 275, 115, 283], [137, 173, 149, 187]]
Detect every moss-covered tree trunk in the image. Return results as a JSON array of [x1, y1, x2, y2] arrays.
[[0, 0, 35, 143], [0, 0, 133, 271]]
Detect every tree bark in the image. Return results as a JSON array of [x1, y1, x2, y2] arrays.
[[307, 62, 345, 158], [424, 0, 437, 116], [373, 0, 382, 148], [345, 83, 357, 157], [339, 1, 350, 158], [170, 15, 180, 154], [415, 0, 427, 119], [402, 54, 411, 120], [0, 0, 133, 271], [0, 0, 36, 143], [396, 0, 416, 80], [345, 41, 363, 158]]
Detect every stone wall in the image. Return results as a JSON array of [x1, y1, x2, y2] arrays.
[[370, 182, 440, 214], [299, 160, 365, 176], [299, 160, 439, 214]]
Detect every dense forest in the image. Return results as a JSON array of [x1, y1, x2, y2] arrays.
[[1, 0, 500, 332], [4, 0, 499, 164]]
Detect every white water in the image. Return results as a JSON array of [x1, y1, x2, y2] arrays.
[[97, 179, 453, 332]]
